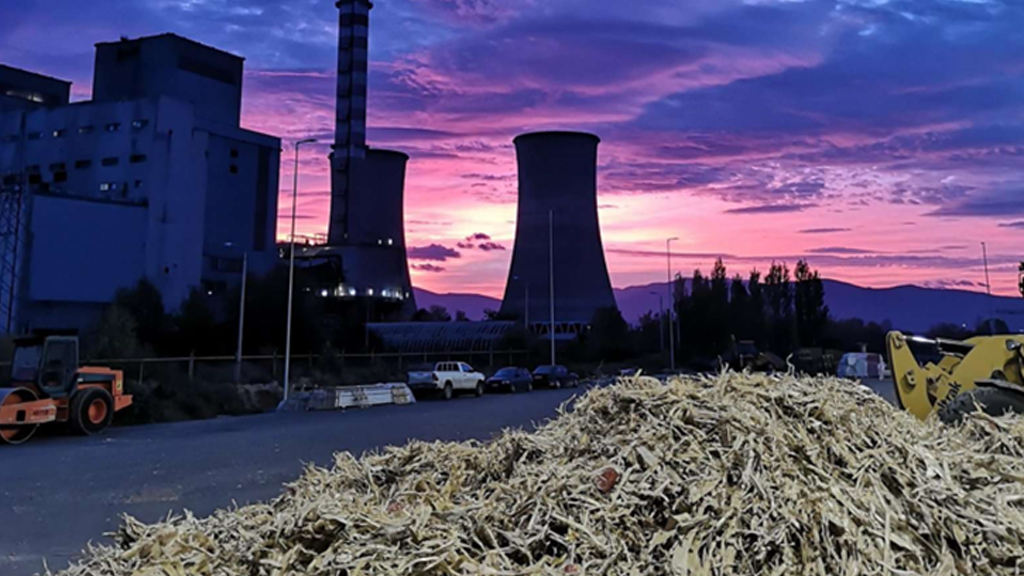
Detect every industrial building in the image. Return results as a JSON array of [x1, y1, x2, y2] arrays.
[[0, 34, 280, 334], [500, 131, 618, 337], [295, 0, 416, 316]]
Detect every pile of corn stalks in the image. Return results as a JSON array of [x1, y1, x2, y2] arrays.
[[52, 372, 1024, 575]]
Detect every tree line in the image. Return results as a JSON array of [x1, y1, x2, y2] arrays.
[[664, 259, 830, 359]]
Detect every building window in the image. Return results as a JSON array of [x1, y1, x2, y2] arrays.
[[99, 182, 119, 192], [75, 159, 92, 170], [54, 171, 68, 183], [132, 119, 149, 130], [27, 132, 42, 140], [78, 126, 94, 135], [229, 165, 239, 174], [53, 129, 67, 138], [28, 174, 42, 185], [26, 165, 40, 174], [135, 180, 144, 189], [106, 123, 121, 132], [49, 162, 66, 172], [101, 157, 119, 167], [130, 154, 147, 164], [230, 148, 239, 158]]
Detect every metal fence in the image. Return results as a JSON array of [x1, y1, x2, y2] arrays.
[[0, 349, 534, 386]]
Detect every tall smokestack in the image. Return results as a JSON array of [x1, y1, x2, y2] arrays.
[[500, 131, 617, 329], [329, 0, 372, 245]]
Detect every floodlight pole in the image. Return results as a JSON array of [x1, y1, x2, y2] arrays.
[[667, 237, 678, 371], [283, 138, 316, 402]]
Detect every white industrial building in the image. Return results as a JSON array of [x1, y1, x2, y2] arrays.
[[0, 34, 280, 333]]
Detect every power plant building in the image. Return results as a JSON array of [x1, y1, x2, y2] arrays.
[[296, 0, 415, 315], [500, 131, 617, 336], [0, 35, 280, 333]]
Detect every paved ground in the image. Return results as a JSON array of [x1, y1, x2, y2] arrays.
[[0, 376, 898, 575], [0, 386, 583, 576]]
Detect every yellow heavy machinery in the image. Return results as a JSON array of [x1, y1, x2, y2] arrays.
[[888, 262, 1024, 423]]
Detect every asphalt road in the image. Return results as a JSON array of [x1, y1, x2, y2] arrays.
[[0, 386, 584, 576], [0, 376, 898, 575]]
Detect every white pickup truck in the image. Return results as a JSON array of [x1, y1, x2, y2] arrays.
[[407, 361, 486, 400]]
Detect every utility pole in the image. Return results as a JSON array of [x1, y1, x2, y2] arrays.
[[234, 251, 248, 383], [283, 138, 316, 404], [667, 237, 678, 371], [982, 242, 994, 334], [549, 209, 556, 366]]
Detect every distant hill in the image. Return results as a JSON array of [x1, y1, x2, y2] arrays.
[[416, 281, 1024, 333]]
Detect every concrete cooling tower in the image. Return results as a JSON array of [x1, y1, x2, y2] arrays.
[[500, 131, 617, 330]]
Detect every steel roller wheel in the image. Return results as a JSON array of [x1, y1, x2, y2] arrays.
[[0, 388, 41, 445]]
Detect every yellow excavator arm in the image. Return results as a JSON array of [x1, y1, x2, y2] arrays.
[[888, 331, 1024, 421]]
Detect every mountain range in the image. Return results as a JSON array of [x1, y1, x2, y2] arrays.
[[414, 280, 1024, 333]]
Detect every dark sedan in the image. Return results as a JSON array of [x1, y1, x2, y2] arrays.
[[486, 367, 533, 393], [532, 365, 579, 389]]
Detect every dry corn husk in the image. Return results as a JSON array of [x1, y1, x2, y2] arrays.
[[49, 372, 1024, 575]]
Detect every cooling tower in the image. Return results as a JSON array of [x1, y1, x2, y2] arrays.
[[500, 131, 617, 328], [339, 148, 415, 308]]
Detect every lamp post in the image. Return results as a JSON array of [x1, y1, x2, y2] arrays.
[[650, 291, 664, 352], [225, 242, 248, 384], [667, 237, 679, 372], [283, 138, 317, 403], [549, 209, 556, 366]]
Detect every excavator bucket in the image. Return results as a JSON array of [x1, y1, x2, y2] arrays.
[[888, 330, 1024, 421]]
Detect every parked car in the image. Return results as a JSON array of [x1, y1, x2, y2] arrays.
[[532, 365, 579, 389], [486, 367, 533, 393], [407, 361, 486, 400]]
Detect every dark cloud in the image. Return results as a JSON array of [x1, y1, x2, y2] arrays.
[[412, 263, 447, 273], [998, 221, 1024, 229], [467, 232, 491, 241], [477, 241, 506, 252], [927, 197, 1024, 218], [724, 204, 814, 215], [408, 244, 461, 261], [799, 228, 851, 234]]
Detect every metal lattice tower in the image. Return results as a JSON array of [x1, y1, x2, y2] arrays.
[[0, 183, 27, 334]]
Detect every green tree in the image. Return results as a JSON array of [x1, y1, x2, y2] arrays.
[[114, 278, 167, 349], [587, 307, 632, 361], [747, 269, 767, 349], [764, 262, 795, 355], [794, 260, 830, 347], [707, 259, 731, 354], [729, 274, 750, 341], [412, 305, 452, 322], [85, 305, 144, 360]]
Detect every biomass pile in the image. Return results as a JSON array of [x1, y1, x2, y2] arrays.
[[53, 372, 1024, 575]]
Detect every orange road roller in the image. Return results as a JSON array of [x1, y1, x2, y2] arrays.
[[0, 333, 131, 445]]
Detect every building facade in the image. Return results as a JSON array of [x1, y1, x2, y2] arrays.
[[0, 35, 280, 334]]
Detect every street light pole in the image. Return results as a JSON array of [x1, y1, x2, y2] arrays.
[[667, 237, 679, 371], [549, 209, 556, 366], [283, 138, 317, 403], [234, 251, 248, 383]]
